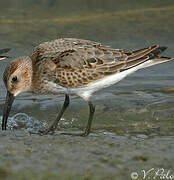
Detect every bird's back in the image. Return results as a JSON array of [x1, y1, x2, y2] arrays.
[[30, 38, 171, 90]]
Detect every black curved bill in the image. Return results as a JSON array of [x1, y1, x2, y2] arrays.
[[2, 91, 14, 130]]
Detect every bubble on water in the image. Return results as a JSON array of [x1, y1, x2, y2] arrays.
[[0, 113, 48, 132], [12, 113, 30, 129]]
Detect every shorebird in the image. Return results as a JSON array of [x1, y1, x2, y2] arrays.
[[0, 48, 10, 61], [1, 38, 173, 136]]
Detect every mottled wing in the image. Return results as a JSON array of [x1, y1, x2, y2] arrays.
[[31, 38, 164, 87]]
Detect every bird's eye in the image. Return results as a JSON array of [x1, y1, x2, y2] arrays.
[[12, 76, 18, 83]]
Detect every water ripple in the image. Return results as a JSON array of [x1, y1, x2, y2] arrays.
[[0, 113, 48, 132]]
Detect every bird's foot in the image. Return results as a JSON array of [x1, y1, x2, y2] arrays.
[[29, 126, 58, 135], [38, 125, 57, 135], [61, 131, 89, 137]]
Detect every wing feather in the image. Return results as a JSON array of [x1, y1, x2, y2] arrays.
[[30, 38, 167, 87]]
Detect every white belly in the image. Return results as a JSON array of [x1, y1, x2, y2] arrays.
[[69, 60, 169, 100]]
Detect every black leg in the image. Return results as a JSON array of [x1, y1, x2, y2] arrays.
[[61, 101, 95, 136], [83, 101, 95, 136], [39, 94, 70, 135]]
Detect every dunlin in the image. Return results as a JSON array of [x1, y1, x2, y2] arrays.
[[1, 38, 173, 136]]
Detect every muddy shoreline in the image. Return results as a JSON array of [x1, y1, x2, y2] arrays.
[[0, 130, 174, 180]]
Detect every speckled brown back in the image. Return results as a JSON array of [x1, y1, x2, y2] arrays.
[[30, 38, 164, 87]]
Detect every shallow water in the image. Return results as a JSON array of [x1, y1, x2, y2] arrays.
[[0, 0, 174, 179]]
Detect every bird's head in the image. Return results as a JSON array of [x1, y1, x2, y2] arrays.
[[2, 56, 32, 130]]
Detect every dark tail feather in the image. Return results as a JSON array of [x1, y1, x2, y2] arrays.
[[0, 48, 11, 60], [106, 45, 172, 74], [148, 46, 167, 58], [0, 56, 9, 60], [0, 48, 11, 55]]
